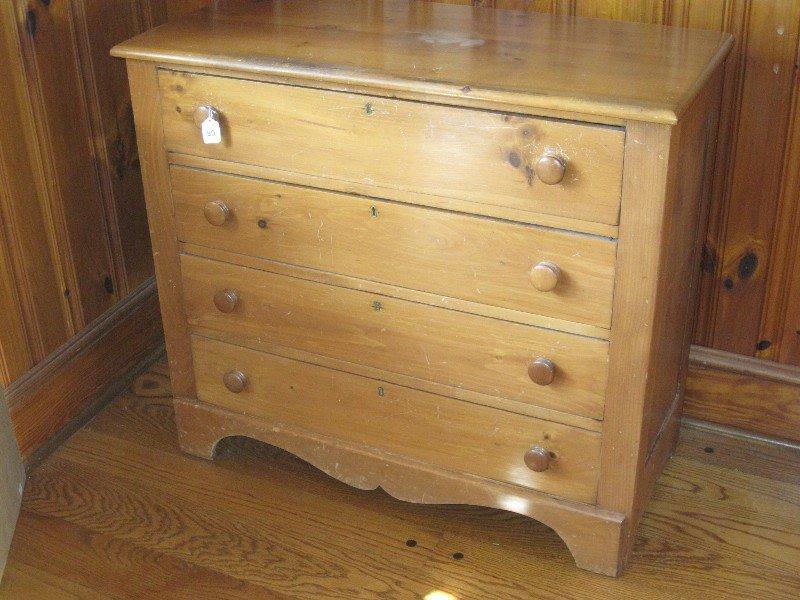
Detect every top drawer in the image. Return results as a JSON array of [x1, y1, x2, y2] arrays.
[[159, 71, 625, 227]]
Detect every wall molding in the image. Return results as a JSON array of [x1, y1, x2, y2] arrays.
[[6, 277, 164, 466], [682, 416, 800, 453], [689, 344, 800, 385], [685, 344, 800, 443]]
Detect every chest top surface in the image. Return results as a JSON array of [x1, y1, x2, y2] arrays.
[[113, 0, 731, 124]]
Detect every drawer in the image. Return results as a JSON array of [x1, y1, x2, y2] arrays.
[[180, 254, 609, 420], [191, 335, 602, 503], [160, 71, 625, 227], [171, 166, 616, 330]]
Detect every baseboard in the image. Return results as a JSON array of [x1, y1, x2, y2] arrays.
[[5, 278, 164, 466], [681, 416, 800, 452], [684, 345, 800, 444]]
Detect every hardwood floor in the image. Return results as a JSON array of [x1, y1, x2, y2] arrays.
[[1, 360, 799, 599]]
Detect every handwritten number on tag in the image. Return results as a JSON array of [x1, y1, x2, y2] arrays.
[[201, 116, 222, 145]]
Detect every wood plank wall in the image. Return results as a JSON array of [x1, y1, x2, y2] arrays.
[[0, 1, 165, 461], [0, 0, 157, 385]]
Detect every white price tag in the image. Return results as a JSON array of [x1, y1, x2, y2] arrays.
[[201, 115, 222, 145]]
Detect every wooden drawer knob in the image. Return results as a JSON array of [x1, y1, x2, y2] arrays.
[[203, 200, 231, 226], [223, 370, 248, 393], [534, 154, 566, 185], [524, 446, 552, 472], [213, 289, 239, 313], [530, 261, 561, 292], [528, 357, 555, 385]]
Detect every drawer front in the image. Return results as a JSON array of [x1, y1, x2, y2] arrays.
[[192, 335, 601, 503], [160, 71, 625, 227], [181, 254, 608, 420], [172, 166, 616, 329]]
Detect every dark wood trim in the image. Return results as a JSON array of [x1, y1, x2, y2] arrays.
[[685, 344, 800, 443], [689, 344, 800, 385], [682, 417, 800, 453], [6, 278, 164, 465]]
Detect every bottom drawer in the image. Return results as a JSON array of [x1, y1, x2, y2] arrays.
[[191, 336, 601, 504]]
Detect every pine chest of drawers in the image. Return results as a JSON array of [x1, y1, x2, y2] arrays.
[[114, 0, 731, 575]]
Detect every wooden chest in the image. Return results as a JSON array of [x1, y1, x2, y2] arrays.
[[114, 0, 731, 576]]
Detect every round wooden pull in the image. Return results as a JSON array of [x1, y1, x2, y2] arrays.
[[534, 154, 566, 185], [203, 200, 231, 226], [223, 370, 248, 393], [528, 357, 555, 386], [193, 104, 219, 126], [524, 446, 552, 472], [530, 261, 561, 292], [213, 289, 239, 313]]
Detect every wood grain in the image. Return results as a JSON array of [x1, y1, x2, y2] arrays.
[[112, 0, 732, 124], [72, 0, 154, 295], [684, 348, 800, 443], [182, 244, 606, 431], [180, 253, 610, 420], [160, 71, 625, 228], [171, 166, 617, 330], [154, 0, 800, 417], [127, 60, 197, 401], [0, 0, 72, 382], [0, 232, 31, 385], [5, 280, 164, 462], [14, 0, 118, 326], [701, 0, 800, 357], [598, 118, 675, 558], [119, 0, 730, 576], [191, 335, 603, 503], [2, 361, 800, 597], [0, 0, 159, 399], [181, 241, 611, 357], [174, 395, 626, 575], [679, 418, 800, 485], [598, 75, 720, 566], [760, 40, 800, 365], [170, 152, 620, 238]]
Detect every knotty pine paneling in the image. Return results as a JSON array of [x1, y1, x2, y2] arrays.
[[0, 231, 30, 382], [0, 0, 159, 387], [14, 0, 119, 326], [0, 0, 165, 462], [0, 0, 71, 382], [72, 0, 153, 294], [692, 0, 800, 358], [157, 0, 209, 21], [574, 0, 669, 22], [761, 53, 800, 365]]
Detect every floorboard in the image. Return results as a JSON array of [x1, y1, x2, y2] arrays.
[[1, 361, 799, 599]]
